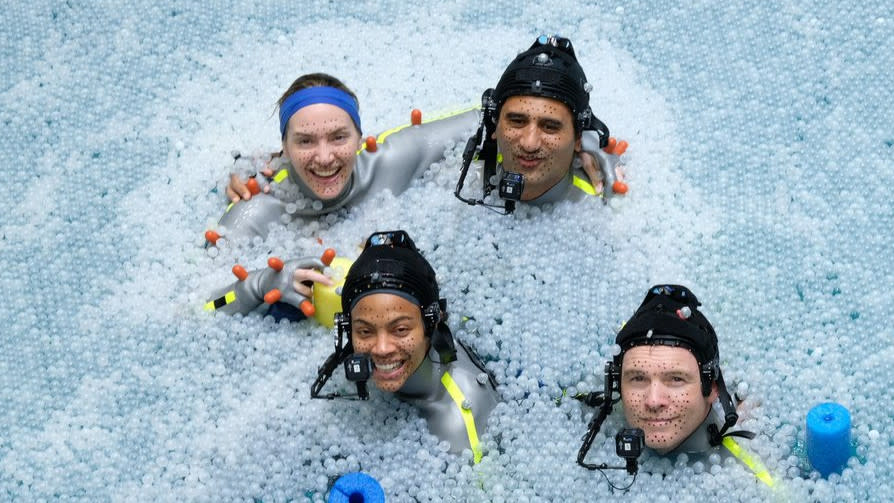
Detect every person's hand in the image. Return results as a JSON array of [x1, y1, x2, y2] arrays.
[[579, 137, 628, 198], [250, 255, 332, 316], [578, 151, 602, 188], [206, 250, 338, 317], [226, 168, 274, 203], [292, 267, 334, 299]]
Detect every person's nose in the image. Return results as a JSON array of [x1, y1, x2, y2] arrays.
[[370, 332, 396, 357], [313, 141, 336, 164], [644, 382, 669, 409], [518, 124, 542, 152]]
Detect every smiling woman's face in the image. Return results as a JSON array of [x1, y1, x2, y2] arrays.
[[350, 293, 429, 392], [281, 103, 361, 200], [620, 345, 718, 453]]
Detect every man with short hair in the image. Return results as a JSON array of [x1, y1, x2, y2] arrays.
[[211, 36, 627, 320], [578, 285, 769, 485], [456, 35, 626, 211], [611, 285, 741, 454]]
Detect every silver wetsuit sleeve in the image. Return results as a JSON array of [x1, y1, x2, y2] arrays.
[[353, 108, 480, 196], [214, 193, 288, 243], [204, 256, 325, 315], [580, 131, 623, 198]]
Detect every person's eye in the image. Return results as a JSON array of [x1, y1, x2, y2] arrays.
[[542, 122, 562, 133]]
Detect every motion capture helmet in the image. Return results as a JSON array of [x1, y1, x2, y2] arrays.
[[485, 35, 606, 137], [614, 285, 744, 444], [312, 231, 457, 400], [339, 230, 456, 363], [454, 35, 610, 214], [578, 285, 747, 469], [614, 285, 720, 396]]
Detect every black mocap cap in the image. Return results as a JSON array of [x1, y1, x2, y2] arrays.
[[615, 285, 719, 369]]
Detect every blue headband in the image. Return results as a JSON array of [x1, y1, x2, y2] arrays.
[[278, 86, 361, 138]]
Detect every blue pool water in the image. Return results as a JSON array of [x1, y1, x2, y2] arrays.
[[1, 1, 891, 501]]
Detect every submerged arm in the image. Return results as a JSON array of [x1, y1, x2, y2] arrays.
[[206, 192, 287, 246]]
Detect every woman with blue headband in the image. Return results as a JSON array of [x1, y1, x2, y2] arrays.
[[213, 72, 481, 244], [273, 74, 364, 201], [205, 73, 482, 320]]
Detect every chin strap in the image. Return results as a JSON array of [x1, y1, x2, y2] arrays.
[[453, 91, 517, 215], [707, 369, 756, 446]]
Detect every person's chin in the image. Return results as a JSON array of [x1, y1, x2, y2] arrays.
[[311, 179, 348, 200], [372, 376, 407, 392], [305, 168, 348, 196], [643, 430, 683, 453], [647, 441, 678, 455]]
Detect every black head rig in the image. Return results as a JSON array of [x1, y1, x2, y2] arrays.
[[455, 35, 610, 214]]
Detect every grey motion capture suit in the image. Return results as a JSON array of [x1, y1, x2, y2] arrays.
[[213, 109, 621, 244], [634, 399, 775, 487], [215, 109, 480, 243], [395, 340, 498, 460], [663, 405, 729, 456], [207, 109, 479, 315], [206, 110, 621, 315]]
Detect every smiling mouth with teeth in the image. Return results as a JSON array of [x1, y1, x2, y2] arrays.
[[375, 361, 402, 372], [309, 166, 341, 178]]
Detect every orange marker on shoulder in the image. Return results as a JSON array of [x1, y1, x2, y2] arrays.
[[411, 109, 422, 126], [365, 136, 378, 152], [268, 257, 284, 272]]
